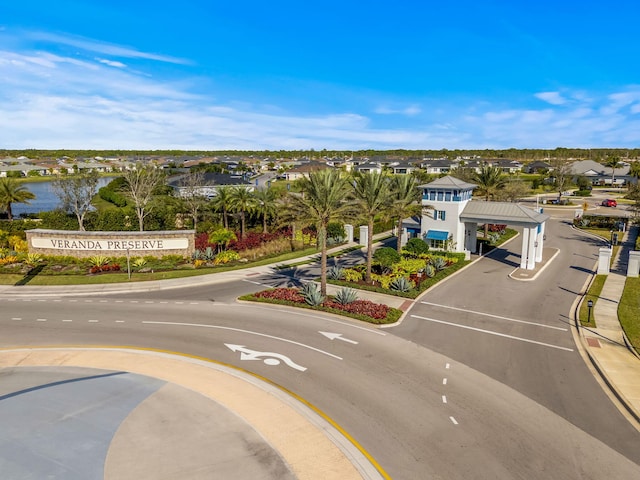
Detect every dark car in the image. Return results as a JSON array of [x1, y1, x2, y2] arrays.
[[601, 199, 617, 207]]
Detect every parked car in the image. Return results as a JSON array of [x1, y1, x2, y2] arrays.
[[601, 199, 617, 207]]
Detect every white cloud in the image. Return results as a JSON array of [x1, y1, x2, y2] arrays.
[[28, 31, 191, 65], [374, 105, 422, 116], [534, 91, 567, 105], [96, 58, 127, 68]]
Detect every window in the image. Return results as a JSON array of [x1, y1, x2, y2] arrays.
[[445, 191, 452, 201], [438, 210, 446, 220], [429, 191, 436, 200], [437, 191, 444, 201]]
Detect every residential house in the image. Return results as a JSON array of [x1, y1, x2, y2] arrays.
[[169, 172, 254, 198]]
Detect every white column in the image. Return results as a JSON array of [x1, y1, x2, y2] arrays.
[[628, 251, 640, 277], [597, 248, 612, 275], [535, 221, 545, 263], [526, 226, 537, 270], [520, 227, 530, 269], [359, 225, 368, 248], [344, 224, 354, 243], [464, 222, 478, 253], [400, 228, 409, 248]]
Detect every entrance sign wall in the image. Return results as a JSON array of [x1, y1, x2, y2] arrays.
[[26, 229, 195, 259]]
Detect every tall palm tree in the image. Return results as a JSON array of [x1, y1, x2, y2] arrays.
[[0, 177, 36, 220], [284, 169, 354, 296], [352, 172, 390, 283], [472, 165, 506, 237], [211, 186, 234, 229], [390, 175, 423, 253], [253, 187, 279, 233], [229, 186, 258, 239], [472, 165, 506, 201], [605, 156, 622, 186]]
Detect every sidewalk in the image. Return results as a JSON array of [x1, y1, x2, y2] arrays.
[[582, 225, 640, 426]]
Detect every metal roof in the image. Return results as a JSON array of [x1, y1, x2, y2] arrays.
[[460, 201, 549, 227], [418, 175, 477, 190]]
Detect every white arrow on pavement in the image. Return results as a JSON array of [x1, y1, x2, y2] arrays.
[[319, 331, 359, 344], [225, 344, 307, 371]]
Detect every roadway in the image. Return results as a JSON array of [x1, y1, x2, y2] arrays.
[[2, 213, 640, 478]]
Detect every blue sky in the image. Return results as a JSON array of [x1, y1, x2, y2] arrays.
[[1, 1, 639, 150]]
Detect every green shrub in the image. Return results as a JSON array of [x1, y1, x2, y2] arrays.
[[344, 268, 363, 283], [327, 265, 345, 280], [390, 276, 413, 292], [404, 238, 429, 256], [334, 287, 358, 305], [373, 247, 401, 272], [393, 258, 426, 275]]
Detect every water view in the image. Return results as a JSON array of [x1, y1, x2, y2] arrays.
[[12, 177, 115, 217]]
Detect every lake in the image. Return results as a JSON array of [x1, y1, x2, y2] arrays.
[[12, 177, 115, 217]]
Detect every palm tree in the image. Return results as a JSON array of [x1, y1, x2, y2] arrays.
[[0, 177, 36, 220], [472, 165, 506, 202], [389, 175, 423, 253], [229, 186, 258, 239], [352, 172, 390, 283], [605, 156, 622, 186], [253, 187, 279, 233], [283, 169, 354, 296], [211, 186, 234, 229], [472, 165, 506, 237]]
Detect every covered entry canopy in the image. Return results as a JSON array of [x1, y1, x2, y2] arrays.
[[459, 201, 549, 227], [459, 201, 549, 271]]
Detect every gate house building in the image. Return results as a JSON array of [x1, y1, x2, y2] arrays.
[[409, 176, 549, 270]]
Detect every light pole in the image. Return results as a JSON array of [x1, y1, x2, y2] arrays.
[[587, 299, 593, 323]]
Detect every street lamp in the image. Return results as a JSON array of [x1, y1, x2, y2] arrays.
[[587, 299, 593, 323]]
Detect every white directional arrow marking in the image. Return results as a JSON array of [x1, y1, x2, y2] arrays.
[[319, 331, 359, 344], [225, 344, 307, 371]]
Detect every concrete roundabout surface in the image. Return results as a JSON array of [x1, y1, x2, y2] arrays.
[[0, 347, 384, 480]]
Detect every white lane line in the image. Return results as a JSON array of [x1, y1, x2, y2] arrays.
[[88, 320, 99, 323], [36, 318, 47, 322], [142, 321, 343, 360], [420, 301, 567, 331], [442, 395, 447, 404], [242, 279, 266, 286], [130, 301, 138, 303], [450, 417, 459, 425], [189, 302, 199, 305], [115, 300, 124, 303], [115, 320, 125, 323], [11, 317, 22, 321], [411, 315, 574, 352], [175, 302, 184, 305], [443, 378, 447, 385], [159, 301, 168, 304], [241, 304, 386, 336], [62, 319, 73, 322], [145, 301, 154, 304]]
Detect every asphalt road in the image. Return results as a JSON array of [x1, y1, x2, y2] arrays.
[[2, 212, 640, 478]]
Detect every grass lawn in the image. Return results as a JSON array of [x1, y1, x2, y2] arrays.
[[579, 275, 607, 328], [619, 277, 640, 354]]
